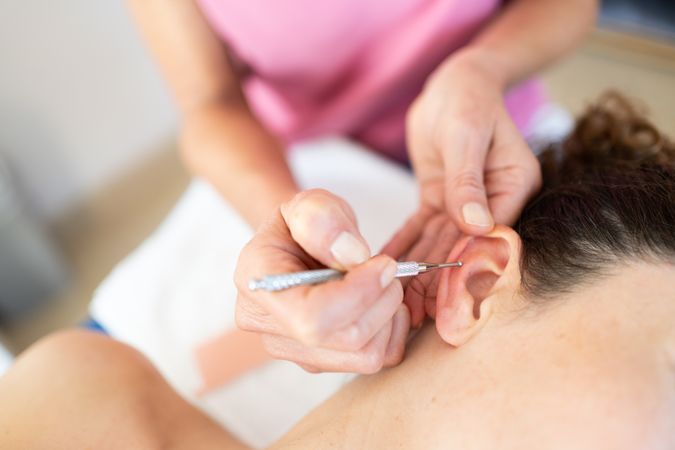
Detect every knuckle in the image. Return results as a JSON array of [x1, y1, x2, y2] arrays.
[[452, 170, 484, 193], [384, 345, 405, 368], [359, 348, 385, 374], [438, 116, 480, 145], [292, 188, 331, 205], [392, 344, 406, 365], [287, 193, 347, 239], [493, 157, 542, 200], [454, 110, 484, 133], [291, 189, 342, 215], [282, 190, 318, 223], [340, 325, 368, 352], [495, 167, 525, 190]]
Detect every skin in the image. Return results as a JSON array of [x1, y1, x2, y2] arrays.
[[130, 0, 598, 372], [1, 226, 673, 448]]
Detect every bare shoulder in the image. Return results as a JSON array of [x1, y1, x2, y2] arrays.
[[0, 329, 248, 450]]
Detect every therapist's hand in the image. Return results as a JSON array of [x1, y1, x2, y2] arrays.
[[384, 52, 542, 326], [234, 189, 410, 373]]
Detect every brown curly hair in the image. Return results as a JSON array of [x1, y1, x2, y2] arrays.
[[516, 92, 675, 299]]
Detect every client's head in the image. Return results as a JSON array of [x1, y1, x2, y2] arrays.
[[432, 93, 675, 445]]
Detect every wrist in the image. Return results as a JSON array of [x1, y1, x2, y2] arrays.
[[444, 46, 511, 91], [244, 174, 299, 230]]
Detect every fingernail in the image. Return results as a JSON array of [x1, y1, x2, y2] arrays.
[[379, 259, 398, 288], [330, 231, 370, 267], [462, 202, 492, 227]]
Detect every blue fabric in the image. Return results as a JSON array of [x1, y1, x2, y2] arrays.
[[81, 317, 107, 334]]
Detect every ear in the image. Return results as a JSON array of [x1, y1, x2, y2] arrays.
[[435, 225, 522, 347]]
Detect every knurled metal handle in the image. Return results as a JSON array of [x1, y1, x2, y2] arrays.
[[249, 268, 344, 292], [249, 261, 422, 292], [395, 261, 420, 277]]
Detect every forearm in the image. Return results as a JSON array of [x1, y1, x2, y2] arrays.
[[454, 0, 598, 88], [182, 101, 299, 229], [127, 0, 297, 229]]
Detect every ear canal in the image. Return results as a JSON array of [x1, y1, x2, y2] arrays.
[[435, 232, 515, 347]]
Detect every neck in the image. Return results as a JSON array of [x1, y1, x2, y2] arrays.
[[280, 319, 541, 449], [274, 263, 675, 450]]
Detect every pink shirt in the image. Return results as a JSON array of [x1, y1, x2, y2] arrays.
[[197, 0, 545, 162]]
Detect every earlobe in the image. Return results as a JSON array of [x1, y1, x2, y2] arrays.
[[435, 226, 521, 347]]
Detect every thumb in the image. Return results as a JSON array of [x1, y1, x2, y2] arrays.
[[281, 189, 370, 270], [442, 128, 494, 235]]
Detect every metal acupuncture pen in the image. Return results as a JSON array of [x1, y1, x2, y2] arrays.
[[249, 261, 463, 292]]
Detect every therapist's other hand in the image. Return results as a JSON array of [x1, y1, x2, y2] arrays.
[[234, 189, 410, 374], [384, 53, 541, 326], [409, 53, 542, 232]]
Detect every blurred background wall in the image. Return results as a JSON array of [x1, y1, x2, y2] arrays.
[[0, 0, 176, 221], [0, 0, 182, 350], [602, 0, 675, 39]]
